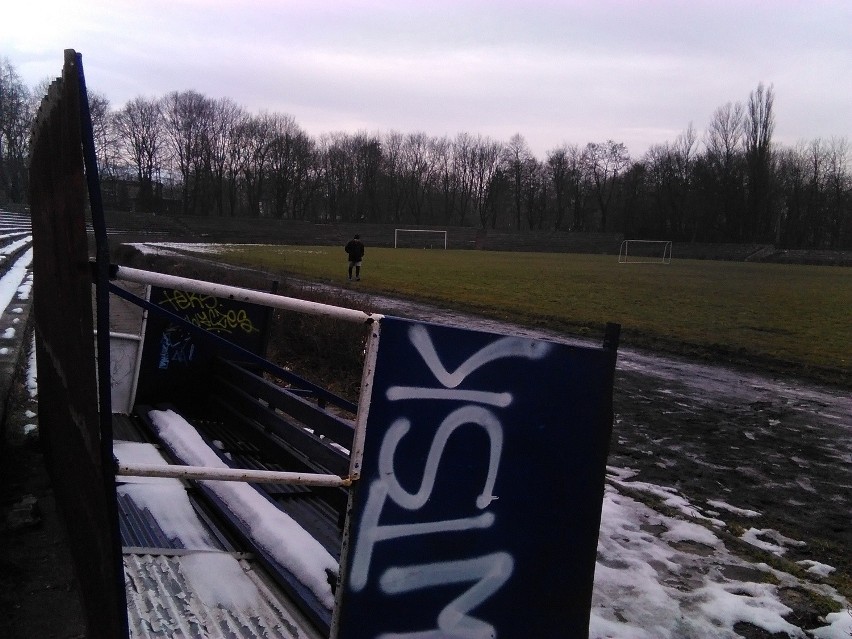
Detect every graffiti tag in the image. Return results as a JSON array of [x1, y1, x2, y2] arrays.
[[348, 324, 552, 638], [159, 289, 258, 335]]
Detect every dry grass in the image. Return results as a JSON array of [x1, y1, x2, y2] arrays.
[[219, 246, 851, 385]]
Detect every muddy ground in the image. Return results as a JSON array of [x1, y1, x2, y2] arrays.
[[0, 369, 87, 638], [611, 354, 851, 584], [355, 284, 851, 593]]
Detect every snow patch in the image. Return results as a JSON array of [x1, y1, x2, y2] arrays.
[[26, 335, 37, 398], [114, 441, 218, 550], [147, 408, 338, 609], [810, 610, 852, 638], [180, 552, 260, 610], [706, 499, 761, 518], [696, 580, 804, 638], [0, 248, 32, 314], [607, 467, 725, 527], [591, 484, 825, 638], [660, 518, 721, 548], [740, 527, 807, 556], [796, 560, 836, 578]]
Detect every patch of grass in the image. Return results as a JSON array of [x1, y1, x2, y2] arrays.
[[793, 587, 847, 618], [266, 301, 370, 403], [218, 246, 851, 384]]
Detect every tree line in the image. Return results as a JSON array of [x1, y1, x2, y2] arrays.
[[2, 56, 850, 248]]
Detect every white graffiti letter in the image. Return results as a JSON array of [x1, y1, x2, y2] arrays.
[[379, 407, 503, 511], [407, 324, 552, 389], [377, 552, 515, 639], [349, 407, 503, 592]]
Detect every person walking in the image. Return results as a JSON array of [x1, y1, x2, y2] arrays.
[[345, 234, 365, 281]]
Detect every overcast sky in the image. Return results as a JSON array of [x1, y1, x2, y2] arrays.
[[3, 0, 850, 158]]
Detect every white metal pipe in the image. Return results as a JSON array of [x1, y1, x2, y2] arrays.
[[97, 331, 142, 342], [112, 265, 382, 325], [349, 320, 382, 481], [116, 462, 351, 487]]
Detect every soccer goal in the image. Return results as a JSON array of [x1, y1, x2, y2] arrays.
[[394, 228, 448, 249], [619, 240, 673, 264]]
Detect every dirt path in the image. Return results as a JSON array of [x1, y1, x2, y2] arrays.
[[610, 360, 851, 581]]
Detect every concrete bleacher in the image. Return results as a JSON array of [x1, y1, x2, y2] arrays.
[[96, 211, 622, 253], [758, 248, 852, 267], [92, 210, 850, 264], [670, 242, 773, 262], [477, 230, 623, 254]]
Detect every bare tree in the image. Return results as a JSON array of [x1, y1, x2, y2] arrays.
[[547, 143, 588, 231], [546, 145, 570, 230], [222, 110, 251, 216], [432, 136, 456, 224], [452, 132, 477, 226], [113, 96, 164, 211], [351, 132, 382, 222], [704, 101, 746, 239], [584, 140, 629, 231], [380, 131, 406, 223], [84, 90, 119, 179], [265, 113, 306, 219], [566, 145, 590, 231], [774, 145, 806, 246], [472, 137, 504, 229], [503, 133, 534, 230], [317, 132, 354, 222], [805, 139, 829, 246], [232, 113, 274, 217], [161, 90, 213, 214], [202, 97, 245, 216], [521, 156, 547, 229], [744, 82, 775, 241], [706, 102, 744, 162], [0, 57, 32, 202], [674, 123, 699, 239], [774, 137, 852, 248], [287, 128, 318, 221], [823, 137, 850, 248], [643, 129, 697, 241], [400, 132, 437, 224], [316, 131, 380, 223]]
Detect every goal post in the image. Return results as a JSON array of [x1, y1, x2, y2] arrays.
[[619, 240, 673, 264], [394, 228, 448, 249]]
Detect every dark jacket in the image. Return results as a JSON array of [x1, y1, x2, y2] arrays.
[[345, 239, 365, 261]]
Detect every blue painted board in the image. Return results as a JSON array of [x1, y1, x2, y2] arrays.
[[335, 316, 616, 638]]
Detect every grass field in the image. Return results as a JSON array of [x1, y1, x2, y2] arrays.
[[218, 245, 851, 384]]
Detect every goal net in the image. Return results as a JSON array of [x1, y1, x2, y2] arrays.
[[619, 240, 672, 264], [394, 228, 448, 249]]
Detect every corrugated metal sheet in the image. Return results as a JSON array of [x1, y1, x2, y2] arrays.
[[115, 431, 321, 638], [117, 491, 232, 551], [191, 417, 344, 559], [124, 552, 322, 639], [112, 413, 148, 442]]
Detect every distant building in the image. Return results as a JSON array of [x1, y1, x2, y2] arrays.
[[100, 178, 180, 214]]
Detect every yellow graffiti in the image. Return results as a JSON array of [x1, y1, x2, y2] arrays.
[[159, 289, 259, 335], [160, 290, 218, 312]]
